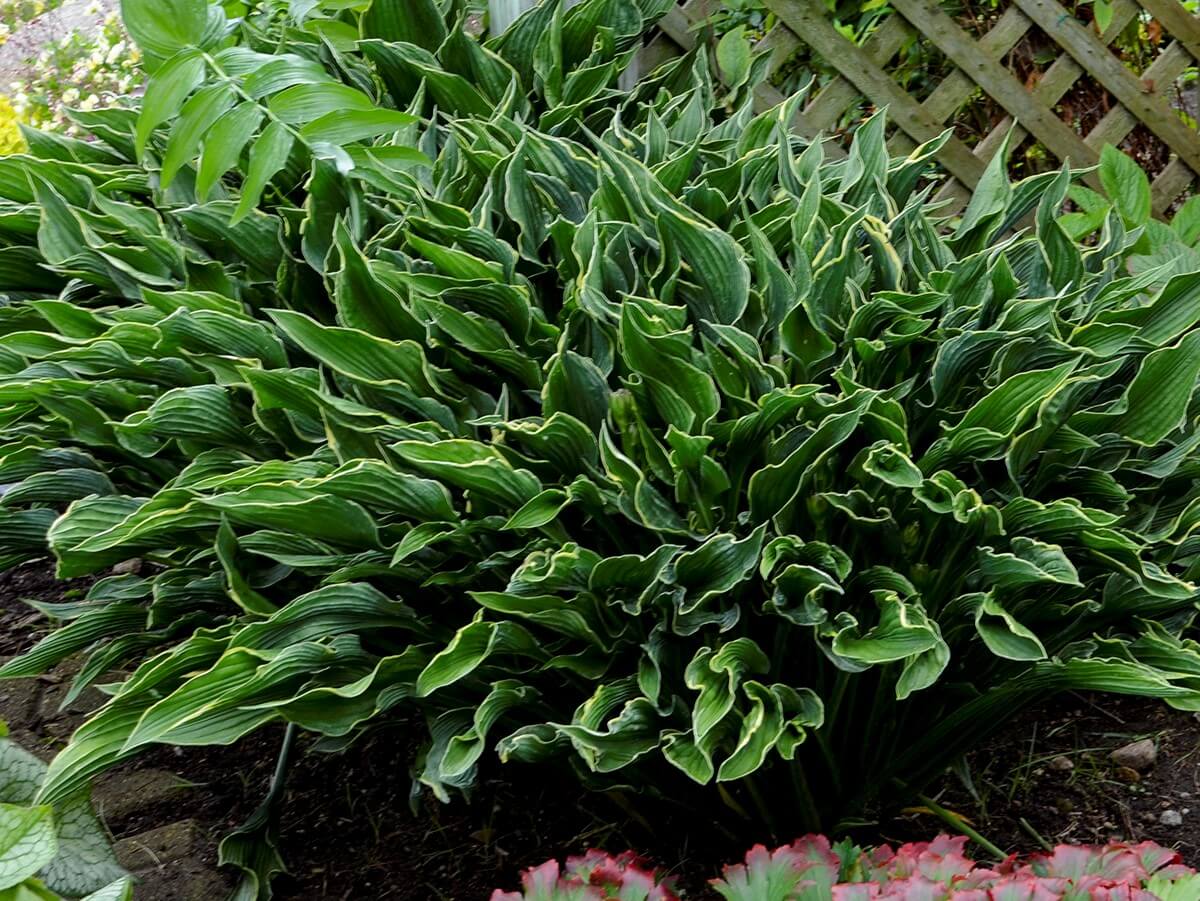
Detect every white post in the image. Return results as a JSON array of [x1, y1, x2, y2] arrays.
[[488, 0, 640, 87], [490, 0, 582, 36], [489, 0, 536, 36]]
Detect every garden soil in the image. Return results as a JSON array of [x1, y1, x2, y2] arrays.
[[4, 560, 1200, 899]]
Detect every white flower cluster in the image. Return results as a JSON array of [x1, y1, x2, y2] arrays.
[[7, 4, 140, 134]]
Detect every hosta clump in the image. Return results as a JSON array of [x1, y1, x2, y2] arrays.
[[498, 837, 1200, 900], [2, 0, 1200, 844]]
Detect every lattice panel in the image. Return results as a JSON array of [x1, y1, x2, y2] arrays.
[[644, 0, 1200, 215]]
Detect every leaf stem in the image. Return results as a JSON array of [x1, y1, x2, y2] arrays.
[[916, 792, 1006, 862]]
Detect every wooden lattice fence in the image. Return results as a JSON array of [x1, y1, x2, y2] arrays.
[[493, 0, 1200, 215]]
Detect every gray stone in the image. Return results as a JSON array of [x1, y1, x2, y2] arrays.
[[37, 676, 106, 721], [132, 857, 232, 901], [1160, 809, 1184, 827], [1110, 739, 1157, 772], [1049, 755, 1074, 772], [0, 663, 42, 728], [93, 770, 192, 823], [114, 820, 201, 870]]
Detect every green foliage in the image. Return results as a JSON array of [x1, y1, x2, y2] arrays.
[[1064, 152, 1200, 286], [1, 0, 1200, 865], [0, 727, 128, 901], [494, 836, 1200, 901], [0, 729, 125, 897]]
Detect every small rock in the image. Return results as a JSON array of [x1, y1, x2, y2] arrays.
[[111, 558, 143, 575], [133, 858, 231, 901], [114, 820, 200, 870], [1160, 809, 1184, 827], [0, 666, 43, 727], [1049, 755, 1074, 772], [93, 770, 192, 823], [1055, 797, 1075, 814], [1110, 739, 1157, 771], [1114, 766, 1141, 783]]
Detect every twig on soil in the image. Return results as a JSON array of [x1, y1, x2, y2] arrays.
[[1019, 817, 1053, 852], [916, 793, 1007, 861], [1068, 692, 1127, 726]]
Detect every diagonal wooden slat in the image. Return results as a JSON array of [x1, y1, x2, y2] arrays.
[[889, 5, 1032, 158], [890, 0, 1102, 175], [917, 6, 1032, 125], [648, 0, 847, 154], [1134, 0, 1200, 61], [933, 0, 1141, 211], [1152, 159, 1197, 214], [1086, 41, 1194, 149], [763, 0, 988, 186], [1013, 0, 1200, 176], [640, 0, 1199, 211], [964, 0, 1139, 160], [802, 17, 913, 134]]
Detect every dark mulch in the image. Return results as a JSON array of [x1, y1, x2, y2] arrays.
[[883, 694, 1200, 861], [0, 562, 95, 657], [3, 558, 1200, 899]]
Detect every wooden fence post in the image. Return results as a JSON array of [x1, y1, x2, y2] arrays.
[[489, 0, 641, 86], [488, 0, 535, 36]]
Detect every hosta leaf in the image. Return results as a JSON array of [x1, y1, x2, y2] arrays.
[[831, 593, 940, 665], [0, 804, 56, 890], [1173, 196, 1200, 246], [203, 486, 383, 548], [503, 489, 570, 530], [0, 469, 114, 507], [230, 583, 416, 652], [394, 440, 541, 509], [667, 527, 766, 612], [268, 83, 377, 124], [360, 0, 447, 48], [973, 593, 1047, 662], [195, 102, 265, 202], [686, 640, 769, 742], [122, 642, 343, 749], [121, 0, 207, 58], [0, 604, 146, 679], [948, 362, 1076, 440], [215, 518, 277, 616], [417, 616, 540, 697], [748, 407, 865, 523], [1106, 330, 1200, 445], [1099, 144, 1151, 227], [298, 109, 417, 145], [135, 50, 205, 157], [977, 537, 1081, 590], [160, 84, 237, 190], [230, 119, 294, 224]]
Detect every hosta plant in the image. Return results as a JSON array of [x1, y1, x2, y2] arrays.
[[2, 0, 1200, 878], [495, 835, 1200, 901]]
